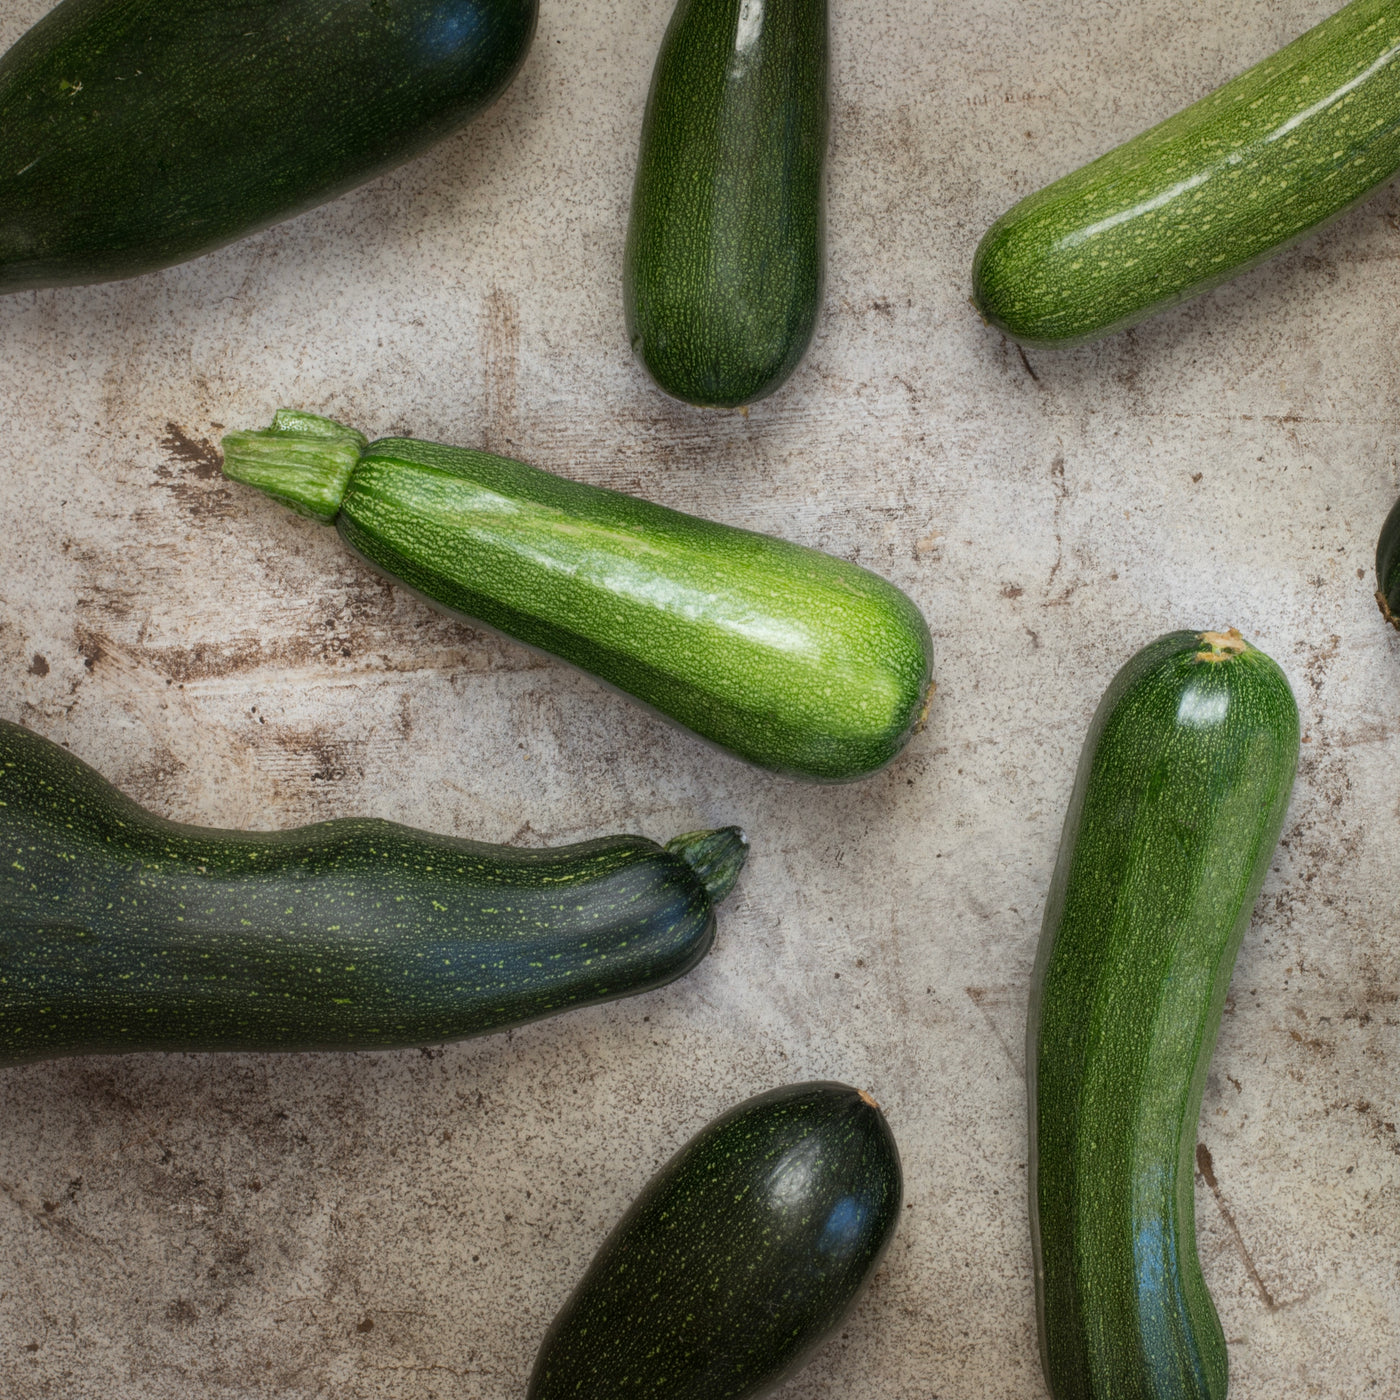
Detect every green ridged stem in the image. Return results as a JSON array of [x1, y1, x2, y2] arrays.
[[0, 0, 537, 293], [222, 412, 367, 523], [973, 0, 1400, 346], [221, 412, 933, 782], [1029, 630, 1299, 1399], [0, 719, 746, 1066], [528, 1082, 902, 1400], [624, 0, 828, 408], [1375, 493, 1400, 627]]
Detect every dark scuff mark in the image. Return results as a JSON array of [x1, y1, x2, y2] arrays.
[[27, 653, 48, 677], [155, 423, 235, 519], [1195, 1142, 1279, 1311], [160, 423, 222, 480], [1016, 343, 1040, 382]]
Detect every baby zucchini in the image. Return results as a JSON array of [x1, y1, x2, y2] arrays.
[[624, 0, 828, 408], [1375, 492, 1400, 627], [0, 718, 746, 1066], [0, 0, 536, 293], [973, 0, 1400, 346], [529, 1081, 902, 1400], [1029, 630, 1298, 1398], [221, 411, 933, 781]]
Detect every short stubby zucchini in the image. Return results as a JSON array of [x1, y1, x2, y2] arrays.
[[624, 0, 828, 408], [973, 0, 1400, 346], [221, 411, 933, 781], [0, 718, 747, 1066], [1376, 492, 1400, 627], [1029, 629, 1299, 1399], [528, 1081, 902, 1400], [0, 0, 537, 294]]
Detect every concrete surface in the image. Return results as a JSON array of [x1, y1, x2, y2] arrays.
[[1, 0, 1398, 1394]]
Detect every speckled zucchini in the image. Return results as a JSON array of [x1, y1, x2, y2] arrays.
[[221, 411, 933, 782], [0, 0, 536, 294], [623, 0, 828, 407], [1375, 493, 1400, 627], [528, 1081, 902, 1400], [0, 718, 747, 1066], [973, 0, 1400, 346], [1029, 629, 1299, 1399]]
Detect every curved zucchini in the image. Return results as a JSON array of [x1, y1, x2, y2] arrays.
[[0, 718, 747, 1066], [972, 0, 1400, 346], [528, 1081, 902, 1400], [623, 0, 828, 408], [221, 411, 933, 781], [1375, 493, 1400, 627], [1029, 629, 1299, 1399], [0, 0, 537, 294]]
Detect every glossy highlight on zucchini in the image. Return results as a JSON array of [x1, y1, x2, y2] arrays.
[[1029, 629, 1299, 1399], [221, 411, 933, 781], [624, 0, 828, 408], [0, 718, 747, 1066], [528, 1081, 902, 1400], [0, 0, 537, 294], [973, 0, 1400, 346], [1375, 492, 1400, 627]]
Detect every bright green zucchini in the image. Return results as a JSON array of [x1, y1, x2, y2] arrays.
[[1029, 629, 1299, 1399], [528, 1081, 901, 1400], [0, 0, 536, 294], [1376, 493, 1400, 626], [623, 0, 828, 408], [220, 411, 933, 781], [0, 717, 747, 1066], [973, 0, 1400, 346]]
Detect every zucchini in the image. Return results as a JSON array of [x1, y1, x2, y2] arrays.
[[0, 0, 537, 293], [0, 717, 747, 1066], [623, 0, 827, 408], [528, 1081, 901, 1400], [1376, 493, 1400, 627], [220, 411, 933, 782], [972, 0, 1400, 346], [1029, 629, 1299, 1398]]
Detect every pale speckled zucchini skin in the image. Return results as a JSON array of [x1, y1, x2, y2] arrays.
[[0, 719, 746, 1066], [973, 0, 1400, 347], [528, 1082, 902, 1400], [1029, 631, 1299, 1399], [222, 415, 933, 782], [624, 0, 828, 408]]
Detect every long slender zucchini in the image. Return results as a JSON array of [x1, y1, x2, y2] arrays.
[[623, 0, 828, 408], [973, 0, 1400, 346], [0, 0, 537, 294], [1375, 493, 1400, 627], [0, 718, 747, 1066], [1029, 629, 1299, 1398], [529, 1081, 902, 1400], [221, 411, 933, 781]]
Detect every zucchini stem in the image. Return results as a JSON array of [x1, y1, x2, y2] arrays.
[[666, 827, 749, 904], [221, 409, 367, 523]]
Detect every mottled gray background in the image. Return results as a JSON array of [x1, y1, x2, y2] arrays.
[[1, 0, 1398, 1395]]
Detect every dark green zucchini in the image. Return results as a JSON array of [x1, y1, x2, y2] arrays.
[[0, 0, 537, 294], [0, 717, 746, 1066], [528, 1081, 901, 1400], [623, 0, 827, 408], [1029, 630, 1299, 1399], [972, 0, 1400, 346], [221, 411, 933, 781], [1376, 493, 1400, 627]]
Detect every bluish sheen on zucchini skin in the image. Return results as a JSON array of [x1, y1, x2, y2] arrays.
[[528, 1082, 901, 1400], [1029, 631, 1299, 1399], [222, 417, 933, 782], [624, 0, 828, 408], [1374, 493, 1400, 627], [0, 719, 744, 1066], [0, 0, 537, 293], [973, 0, 1400, 346]]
